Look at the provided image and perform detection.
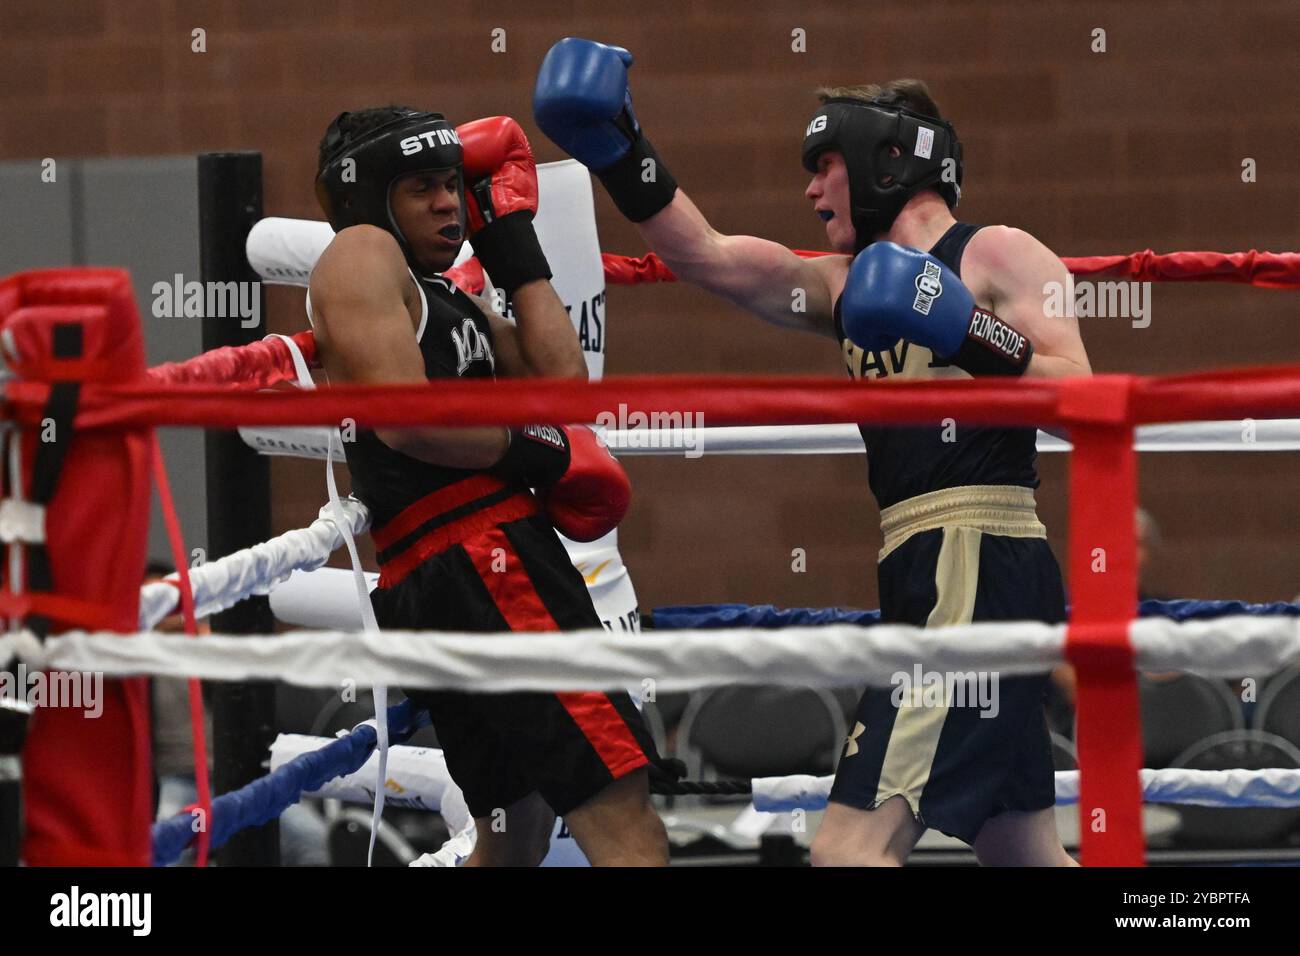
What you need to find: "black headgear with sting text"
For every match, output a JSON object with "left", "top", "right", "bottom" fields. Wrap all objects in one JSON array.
[{"left": 315, "top": 109, "right": 465, "bottom": 274}]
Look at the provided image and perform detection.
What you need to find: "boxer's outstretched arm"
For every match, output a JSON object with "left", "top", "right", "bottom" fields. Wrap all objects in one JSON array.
[
  {"left": 639, "top": 189, "right": 839, "bottom": 339},
  {"left": 533, "top": 38, "right": 835, "bottom": 336},
  {"left": 309, "top": 225, "right": 508, "bottom": 467}
]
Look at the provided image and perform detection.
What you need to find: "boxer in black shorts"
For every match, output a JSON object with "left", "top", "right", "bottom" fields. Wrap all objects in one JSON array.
[
  {"left": 310, "top": 106, "right": 667, "bottom": 865},
  {"left": 535, "top": 41, "right": 1089, "bottom": 865}
]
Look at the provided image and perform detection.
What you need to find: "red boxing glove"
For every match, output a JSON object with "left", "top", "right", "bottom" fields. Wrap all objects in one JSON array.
[
  {"left": 454, "top": 116, "right": 551, "bottom": 294},
  {"left": 456, "top": 115, "right": 541, "bottom": 234},
  {"left": 538, "top": 426, "right": 631, "bottom": 543}
]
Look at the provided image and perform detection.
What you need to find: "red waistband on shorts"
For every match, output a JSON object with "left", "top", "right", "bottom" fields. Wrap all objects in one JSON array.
[{"left": 373, "top": 475, "right": 539, "bottom": 588}]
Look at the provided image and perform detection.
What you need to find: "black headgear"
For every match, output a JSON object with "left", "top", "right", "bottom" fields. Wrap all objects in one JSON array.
[
  {"left": 315, "top": 109, "right": 465, "bottom": 275},
  {"left": 801, "top": 97, "right": 963, "bottom": 252}
]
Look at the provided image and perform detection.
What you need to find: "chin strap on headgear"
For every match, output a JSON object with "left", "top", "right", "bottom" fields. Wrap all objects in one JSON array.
[
  {"left": 802, "top": 97, "right": 963, "bottom": 252},
  {"left": 315, "top": 109, "right": 465, "bottom": 275}
]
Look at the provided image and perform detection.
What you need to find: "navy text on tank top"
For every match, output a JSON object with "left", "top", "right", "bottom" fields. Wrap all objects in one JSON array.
[
  {"left": 833, "top": 222, "right": 1039, "bottom": 509},
  {"left": 341, "top": 273, "right": 500, "bottom": 530}
]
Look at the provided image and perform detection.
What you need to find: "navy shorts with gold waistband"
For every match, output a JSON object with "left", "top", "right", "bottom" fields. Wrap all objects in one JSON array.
[
  {"left": 369, "top": 487, "right": 656, "bottom": 821},
  {"left": 829, "top": 486, "right": 1064, "bottom": 845}
]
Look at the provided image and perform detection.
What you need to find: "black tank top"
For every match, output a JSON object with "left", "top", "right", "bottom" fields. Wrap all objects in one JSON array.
[
  {"left": 833, "top": 222, "right": 1039, "bottom": 509},
  {"left": 339, "top": 273, "right": 500, "bottom": 529}
]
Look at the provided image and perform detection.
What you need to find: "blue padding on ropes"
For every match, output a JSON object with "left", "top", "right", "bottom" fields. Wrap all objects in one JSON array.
[
  {"left": 651, "top": 598, "right": 1300, "bottom": 630},
  {"left": 1138, "top": 598, "right": 1300, "bottom": 621},
  {"left": 151, "top": 698, "right": 427, "bottom": 866},
  {"left": 650, "top": 603, "right": 880, "bottom": 629}
]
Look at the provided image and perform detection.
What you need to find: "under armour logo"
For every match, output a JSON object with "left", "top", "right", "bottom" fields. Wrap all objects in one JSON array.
[{"left": 843, "top": 721, "right": 865, "bottom": 758}]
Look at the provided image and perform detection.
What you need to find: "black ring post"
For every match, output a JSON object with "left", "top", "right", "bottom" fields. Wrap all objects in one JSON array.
[
  {"left": 0, "top": 697, "right": 33, "bottom": 866},
  {"left": 198, "top": 152, "right": 279, "bottom": 865}
]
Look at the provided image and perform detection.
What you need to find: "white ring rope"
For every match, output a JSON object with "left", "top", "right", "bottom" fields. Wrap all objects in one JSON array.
[
  {"left": 138, "top": 497, "right": 370, "bottom": 630},
  {"left": 752, "top": 767, "right": 1300, "bottom": 812},
  {"left": 268, "top": 733, "right": 1300, "bottom": 812},
  {"left": 615, "top": 420, "right": 1300, "bottom": 454},
  {"left": 7, "top": 615, "right": 1300, "bottom": 692},
  {"left": 239, "top": 419, "right": 1300, "bottom": 460}
]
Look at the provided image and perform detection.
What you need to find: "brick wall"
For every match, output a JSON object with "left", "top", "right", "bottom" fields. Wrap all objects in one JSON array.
[{"left": 5, "top": 0, "right": 1299, "bottom": 607}]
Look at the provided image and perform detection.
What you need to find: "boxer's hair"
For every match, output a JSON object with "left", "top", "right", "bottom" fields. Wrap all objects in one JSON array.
[
  {"left": 814, "top": 79, "right": 944, "bottom": 120},
  {"left": 316, "top": 105, "right": 419, "bottom": 175}
]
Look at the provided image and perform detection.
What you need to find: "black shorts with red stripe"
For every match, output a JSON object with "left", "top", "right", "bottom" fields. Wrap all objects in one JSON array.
[{"left": 369, "top": 508, "right": 656, "bottom": 819}]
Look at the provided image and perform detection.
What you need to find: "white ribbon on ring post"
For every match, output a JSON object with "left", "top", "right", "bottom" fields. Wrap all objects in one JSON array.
[{"left": 8, "top": 615, "right": 1300, "bottom": 692}]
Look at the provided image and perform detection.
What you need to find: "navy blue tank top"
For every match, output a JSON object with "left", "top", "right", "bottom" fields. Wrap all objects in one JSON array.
[
  {"left": 339, "top": 273, "right": 500, "bottom": 529},
  {"left": 833, "top": 222, "right": 1039, "bottom": 508}
]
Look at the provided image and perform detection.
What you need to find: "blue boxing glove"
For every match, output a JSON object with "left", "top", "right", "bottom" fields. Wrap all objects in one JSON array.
[
  {"left": 840, "top": 242, "right": 1034, "bottom": 376},
  {"left": 533, "top": 37, "right": 678, "bottom": 222},
  {"left": 533, "top": 37, "right": 637, "bottom": 171}
]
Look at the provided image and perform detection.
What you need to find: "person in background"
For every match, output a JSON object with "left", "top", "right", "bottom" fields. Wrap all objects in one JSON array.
[
  {"left": 1046, "top": 507, "right": 1170, "bottom": 737},
  {"left": 148, "top": 565, "right": 329, "bottom": 865}
]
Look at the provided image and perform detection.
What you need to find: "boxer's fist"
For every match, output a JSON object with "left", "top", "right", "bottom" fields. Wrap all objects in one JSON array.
[
  {"left": 533, "top": 37, "right": 639, "bottom": 171},
  {"left": 491, "top": 425, "right": 631, "bottom": 542},
  {"left": 456, "top": 116, "right": 540, "bottom": 235},
  {"left": 452, "top": 117, "right": 551, "bottom": 293},
  {"left": 841, "top": 242, "right": 1033, "bottom": 376},
  {"left": 840, "top": 242, "right": 973, "bottom": 357},
  {"left": 537, "top": 426, "right": 630, "bottom": 543}
]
